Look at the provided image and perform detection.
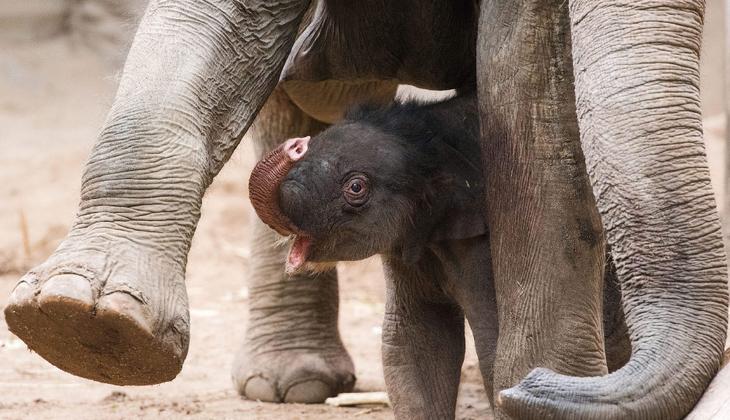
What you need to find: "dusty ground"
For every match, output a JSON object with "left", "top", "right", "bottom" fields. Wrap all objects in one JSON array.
[{"left": 0, "top": 35, "right": 494, "bottom": 419}]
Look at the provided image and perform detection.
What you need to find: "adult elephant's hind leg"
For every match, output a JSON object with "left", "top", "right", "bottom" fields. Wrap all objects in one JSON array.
[
  {"left": 477, "top": 0, "right": 607, "bottom": 416},
  {"left": 233, "top": 86, "right": 354, "bottom": 403}
]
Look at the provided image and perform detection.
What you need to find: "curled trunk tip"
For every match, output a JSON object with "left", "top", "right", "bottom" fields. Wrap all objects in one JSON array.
[{"left": 249, "top": 137, "right": 310, "bottom": 236}]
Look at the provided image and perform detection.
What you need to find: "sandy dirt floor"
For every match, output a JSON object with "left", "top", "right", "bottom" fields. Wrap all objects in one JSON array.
[{"left": 0, "top": 35, "right": 496, "bottom": 419}]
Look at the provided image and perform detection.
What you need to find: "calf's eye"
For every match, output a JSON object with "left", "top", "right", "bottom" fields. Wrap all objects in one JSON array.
[
  {"left": 350, "top": 181, "right": 362, "bottom": 193},
  {"left": 343, "top": 175, "right": 369, "bottom": 206}
]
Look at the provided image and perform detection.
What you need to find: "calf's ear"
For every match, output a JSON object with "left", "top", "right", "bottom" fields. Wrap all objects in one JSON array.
[
  {"left": 429, "top": 191, "right": 488, "bottom": 242},
  {"left": 400, "top": 179, "right": 488, "bottom": 265}
]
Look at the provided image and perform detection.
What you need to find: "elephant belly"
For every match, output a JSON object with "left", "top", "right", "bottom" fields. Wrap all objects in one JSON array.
[{"left": 281, "top": 0, "right": 478, "bottom": 91}]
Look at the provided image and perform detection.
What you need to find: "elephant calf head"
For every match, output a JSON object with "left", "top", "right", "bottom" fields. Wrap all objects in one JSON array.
[{"left": 249, "top": 93, "right": 486, "bottom": 273}]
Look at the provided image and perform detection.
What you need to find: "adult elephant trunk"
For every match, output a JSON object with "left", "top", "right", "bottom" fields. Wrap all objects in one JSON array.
[{"left": 500, "top": 1, "right": 729, "bottom": 418}]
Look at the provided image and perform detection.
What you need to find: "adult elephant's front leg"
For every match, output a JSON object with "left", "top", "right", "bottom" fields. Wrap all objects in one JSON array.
[
  {"left": 477, "top": 0, "right": 607, "bottom": 416},
  {"left": 232, "top": 86, "right": 355, "bottom": 403},
  {"left": 3, "top": 0, "right": 310, "bottom": 385},
  {"left": 499, "top": 2, "right": 729, "bottom": 419}
]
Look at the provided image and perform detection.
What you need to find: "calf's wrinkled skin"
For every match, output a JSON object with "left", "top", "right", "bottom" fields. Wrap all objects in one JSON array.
[
  {"left": 4, "top": 0, "right": 727, "bottom": 418},
  {"left": 250, "top": 94, "right": 632, "bottom": 419}
]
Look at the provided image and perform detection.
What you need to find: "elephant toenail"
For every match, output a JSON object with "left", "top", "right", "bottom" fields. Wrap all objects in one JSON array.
[
  {"left": 8, "top": 280, "right": 34, "bottom": 306},
  {"left": 96, "top": 292, "right": 151, "bottom": 333},
  {"left": 283, "top": 379, "right": 332, "bottom": 403},
  {"left": 244, "top": 376, "right": 279, "bottom": 402},
  {"left": 38, "top": 274, "right": 94, "bottom": 307}
]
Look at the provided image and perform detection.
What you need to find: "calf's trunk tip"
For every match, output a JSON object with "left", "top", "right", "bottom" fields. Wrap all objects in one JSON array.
[{"left": 249, "top": 136, "right": 310, "bottom": 236}]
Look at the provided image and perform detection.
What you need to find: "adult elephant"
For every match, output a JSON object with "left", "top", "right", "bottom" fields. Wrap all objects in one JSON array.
[{"left": 4, "top": 0, "right": 727, "bottom": 419}]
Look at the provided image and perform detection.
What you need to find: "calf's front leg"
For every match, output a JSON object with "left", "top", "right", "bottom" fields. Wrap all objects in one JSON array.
[{"left": 381, "top": 257, "right": 465, "bottom": 420}]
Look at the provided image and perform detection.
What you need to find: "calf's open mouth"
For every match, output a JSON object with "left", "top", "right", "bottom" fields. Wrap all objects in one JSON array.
[{"left": 286, "top": 235, "right": 312, "bottom": 274}]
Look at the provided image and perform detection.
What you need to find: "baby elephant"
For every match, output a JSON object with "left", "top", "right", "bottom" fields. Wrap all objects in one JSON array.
[{"left": 249, "top": 93, "right": 499, "bottom": 418}]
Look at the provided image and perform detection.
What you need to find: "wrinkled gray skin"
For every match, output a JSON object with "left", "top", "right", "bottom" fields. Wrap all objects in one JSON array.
[
  {"left": 262, "top": 94, "right": 631, "bottom": 418},
  {"left": 3, "top": 0, "right": 727, "bottom": 419}
]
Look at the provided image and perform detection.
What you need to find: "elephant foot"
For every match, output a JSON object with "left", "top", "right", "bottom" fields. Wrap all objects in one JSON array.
[
  {"left": 233, "top": 346, "right": 355, "bottom": 403},
  {"left": 4, "top": 235, "right": 189, "bottom": 385},
  {"left": 232, "top": 268, "right": 355, "bottom": 403}
]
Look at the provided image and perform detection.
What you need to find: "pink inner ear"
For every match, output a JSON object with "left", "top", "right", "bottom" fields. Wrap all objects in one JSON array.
[{"left": 283, "top": 136, "right": 310, "bottom": 161}]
